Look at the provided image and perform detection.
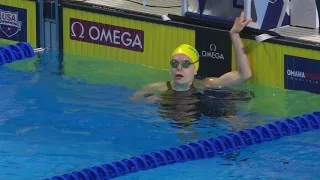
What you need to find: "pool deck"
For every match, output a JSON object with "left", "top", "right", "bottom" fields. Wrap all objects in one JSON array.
[
  {"left": 274, "top": 25, "right": 320, "bottom": 44},
  {"left": 82, "top": 0, "right": 183, "bottom": 16},
  {"left": 82, "top": 0, "right": 320, "bottom": 44}
]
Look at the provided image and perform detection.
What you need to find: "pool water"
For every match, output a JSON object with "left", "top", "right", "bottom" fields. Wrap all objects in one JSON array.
[{"left": 0, "top": 50, "right": 319, "bottom": 180}]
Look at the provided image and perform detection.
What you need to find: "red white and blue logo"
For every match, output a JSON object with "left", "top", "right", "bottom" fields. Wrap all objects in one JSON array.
[{"left": 0, "top": 5, "right": 27, "bottom": 42}]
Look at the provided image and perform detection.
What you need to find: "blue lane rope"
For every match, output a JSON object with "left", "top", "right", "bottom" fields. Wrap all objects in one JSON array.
[
  {"left": 0, "top": 42, "right": 44, "bottom": 66},
  {"left": 46, "top": 111, "right": 320, "bottom": 180}
]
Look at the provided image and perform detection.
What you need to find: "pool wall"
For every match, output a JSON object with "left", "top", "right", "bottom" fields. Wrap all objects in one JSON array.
[
  {"left": 236, "top": 38, "right": 320, "bottom": 94},
  {"left": 0, "top": 0, "right": 320, "bottom": 94}
]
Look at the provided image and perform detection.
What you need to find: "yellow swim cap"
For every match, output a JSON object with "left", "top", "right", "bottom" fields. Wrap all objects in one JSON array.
[{"left": 171, "top": 44, "right": 200, "bottom": 71}]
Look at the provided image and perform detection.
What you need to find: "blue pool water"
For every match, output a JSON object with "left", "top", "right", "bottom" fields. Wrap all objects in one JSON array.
[{"left": 0, "top": 51, "right": 319, "bottom": 180}]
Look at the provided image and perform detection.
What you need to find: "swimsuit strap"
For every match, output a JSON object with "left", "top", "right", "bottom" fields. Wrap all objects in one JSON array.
[
  {"left": 166, "top": 81, "right": 172, "bottom": 90},
  {"left": 190, "top": 83, "right": 197, "bottom": 93}
]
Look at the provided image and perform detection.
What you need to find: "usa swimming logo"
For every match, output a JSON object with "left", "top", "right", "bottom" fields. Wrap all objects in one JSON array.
[
  {"left": 0, "top": 9, "right": 22, "bottom": 37},
  {"left": 0, "top": 5, "right": 27, "bottom": 42}
]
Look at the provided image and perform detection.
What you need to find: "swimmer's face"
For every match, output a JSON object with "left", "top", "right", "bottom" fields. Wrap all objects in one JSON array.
[{"left": 170, "top": 54, "right": 197, "bottom": 85}]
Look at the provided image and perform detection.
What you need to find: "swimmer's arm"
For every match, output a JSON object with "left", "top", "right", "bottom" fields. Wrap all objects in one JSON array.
[
  {"left": 130, "top": 82, "right": 166, "bottom": 100},
  {"left": 199, "top": 33, "right": 252, "bottom": 88},
  {"left": 220, "top": 33, "right": 252, "bottom": 86},
  {"left": 230, "top": 32, "right": 252, "bottom": 80},
  {"left": 130, "top": 89, "right": 153, "bottom": 100}
]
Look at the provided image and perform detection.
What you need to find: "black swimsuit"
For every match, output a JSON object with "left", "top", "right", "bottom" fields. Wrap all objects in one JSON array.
[
  {"left": 157, "top": 81, "right": 203, "bottom": 127},
  {"left": 156, "top": 81, "right": 254, "bottom": 127}
]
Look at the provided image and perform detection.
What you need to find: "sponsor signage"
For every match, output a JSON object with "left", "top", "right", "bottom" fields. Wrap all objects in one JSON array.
[
  {"left": 284, "top": 55, "right": 320, "bottom": 94},
  {"left": 70, "top": 18, "right": 144, "bottom": 52},
  {"left": 195, "top": 28, "right": 232, "bottom": 78},
  {"left": 0, "top": 4, "right": 27, "bottom": 42}
]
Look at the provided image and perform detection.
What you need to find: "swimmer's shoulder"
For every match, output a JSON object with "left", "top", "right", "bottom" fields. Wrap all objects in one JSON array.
[
  {"left": 143, "top": 81, "right": 168, "bottom": 93},
  {"left": 193, "top": 78, "right": 224, "bottom": 91}
]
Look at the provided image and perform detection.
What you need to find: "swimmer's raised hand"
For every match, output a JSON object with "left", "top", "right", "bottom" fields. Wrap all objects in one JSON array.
[
  {"left": 230, "top": 11, "right": 252, "bottom": 34},
  {"left": 200, "top": 11, "right": 252, "bottom": 88}
]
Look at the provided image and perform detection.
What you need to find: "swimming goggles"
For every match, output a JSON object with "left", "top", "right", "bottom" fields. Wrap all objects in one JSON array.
[{"left": 170, "top": 60, "right": 198, "bottom": 68}]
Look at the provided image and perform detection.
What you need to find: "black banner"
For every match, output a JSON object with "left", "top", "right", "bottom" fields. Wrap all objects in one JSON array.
[{"left": 195, "top": 28, "right": 232, "bottom": 79}]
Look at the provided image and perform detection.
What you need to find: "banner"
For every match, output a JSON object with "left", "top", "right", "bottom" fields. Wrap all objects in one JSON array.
[
  {"left": 195, "top": 28, "right": 232, "bottom": 78},
  {"left": 70, "top": 18, "right": 144, "bottom": 52},
  {"left": 0, "top": 4, "right": 27, "bottom": 42},
  {"left": 284, "top": 55, "right": 320, "bottom": 94}
]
